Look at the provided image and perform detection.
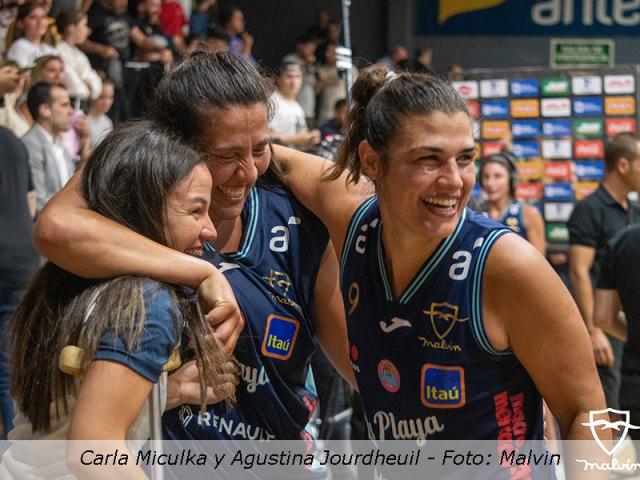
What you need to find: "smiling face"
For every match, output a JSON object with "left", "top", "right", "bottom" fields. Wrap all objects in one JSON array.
[
  {"left": 20, "top": 6, "right": 48, "bottom": 42},
  {"left": 363, "top": 111, "right": 476, "bottom": 242},
  {"left": 164, "top": 163, "right": 217, "bottom": 255},
  {"left": 197, "top": 102, "right": 271, "bottom": 224},
  {"left": 481, "top": 161, "right": 512, "bottom": 205}
]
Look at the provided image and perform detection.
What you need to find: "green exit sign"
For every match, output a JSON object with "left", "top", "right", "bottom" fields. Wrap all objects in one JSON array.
[{"left": 550, "top": 38, "right": 614, "bottom": 69}]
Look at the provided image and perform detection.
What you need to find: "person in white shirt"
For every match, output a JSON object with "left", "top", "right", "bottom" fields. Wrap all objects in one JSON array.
[
  {"left": 269, "top": 61, "right": 320, "bottom": 151},
  {"left": 88, "top": 79, "right": 114, "bottom": 149},
  {"left": 56, "top": 9, "right": 102, "bottom": 102},
  {"left": 6, "top": 3, "right": 58, "bottom": 68},
  {"left": 21, "top": 81, "right": 75, "bottom": 214}
]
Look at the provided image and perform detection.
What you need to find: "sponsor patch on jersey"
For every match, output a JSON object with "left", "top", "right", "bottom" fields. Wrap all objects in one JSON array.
[
  {"left": 605, "top": 96, "right": 636, "bottom": 115},
  {"left": 378, "top": 359, "right": 401, "bottom": 393},
  {"left": 421, "top": 364, "right": 466, "bottom": 409},
  {"left": 573, "top": 97, "right": 603, "bottom": 116},
  {"left": 481, "top": 100, "right": 509, "bottom": 119},
  {"left": 261, "top": 315, "right": 300, "bottom": 360},
  {"left": 510, "top": 99, "right": 539, "bottom": 118},
  {"left": 542, "top": 119, "right": 571, "bottom": 137},
  {"left": 511, "top": 79, "right": 539, "bottom": 97},
  {"left": 606, "top": 118, "right": 636, "bottom": 136}
]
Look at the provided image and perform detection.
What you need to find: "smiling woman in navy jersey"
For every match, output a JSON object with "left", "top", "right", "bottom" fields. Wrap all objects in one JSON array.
[
  {"left": 274, "top": 64, "right": 605, "bottom": 441},
  {"left": 33, "top": 52, "right": 354, "bottom": 442}
]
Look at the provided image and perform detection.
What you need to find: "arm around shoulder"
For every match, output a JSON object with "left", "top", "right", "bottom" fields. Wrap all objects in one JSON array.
[{"left": 483, "top": 234, "right": 605, "bottom": 439}]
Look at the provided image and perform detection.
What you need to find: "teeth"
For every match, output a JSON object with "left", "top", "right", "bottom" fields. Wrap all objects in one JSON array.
[
  {"left": 422, "top": 197, "right": 457, "bottom": 207},
  {"left": 185, "top": 249, "right": 203, "bottom": 257},
  {"left": 216, "top": 186, "right": 245, "bottom": 200}
]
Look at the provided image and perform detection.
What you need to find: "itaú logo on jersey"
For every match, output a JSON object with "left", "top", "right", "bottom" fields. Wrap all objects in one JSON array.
[
  {"left": 261, "top": 315, "right": 300, "bottom": 360},
  {"left": 421, "top": 364, "right": 466, "bottom": 409}
]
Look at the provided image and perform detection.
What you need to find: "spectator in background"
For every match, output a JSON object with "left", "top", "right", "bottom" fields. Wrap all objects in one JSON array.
[
  {"left": 7, "top": 2, "right": 59, "bottom": 68},
  {"left": 283, "top": 33, "right": 318, "bottom": 127},
  {"left": 87, "top": 78, "right": 113, "bottom": 148},
  {"left": 0, "top": 60, "right": 31, "bottom": 137},
  {"left": 376, "top": 45, "right": 408, "bottom": 73},
  {"left": 159, "top": 0, "right": 186, "bottom": 56},
  {"left": 315, "top": 18, "right": 341, "bottom": 64},
  {"left": 568, "top": 132, "right": 640, "bottom": 409},
  {"left": 316, "top": 40, "right": 354, "bottom": 125},
  {"left": 0, "top": 0, "right": 22, "bottom": 57},
  {"left": 446, "top": 63, "right": 464, "bottom": 81},
  {"left": 205, "top": 27, "right": 228, "bottom": 53},
  {"left": 595, "top": 224, "right": 640, "bottom": 452},
  {"left": 219, "top": 5, "right": 253, "bottom": 61},
  {"left": 56, "top": 9, "right": 102, "bottom": 104},
  {"left": 319, "top": 98, "right": 346, "bottom": 140},
  {"left": 399, "top": 46, "right": 437, "bottom": 76},
  {"left": 22, "top": 82, "right": 75, "bottom": 214},
  {"left": 305, "top": 8, "right": 330, "bottom": 43},
  {"left": 269, "top": 60, "right": 320, "bottom": 151},
  {"left": 189, "top": 0, "right": 216, "bottom": 37},
  {"left": 0, "top": 95, "right": 39, "bottom": 438}
]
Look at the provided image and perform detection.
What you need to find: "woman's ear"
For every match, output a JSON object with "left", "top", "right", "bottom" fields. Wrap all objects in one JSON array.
[{"left": 359, "top": 140, "right": 381, "bottom": 182}]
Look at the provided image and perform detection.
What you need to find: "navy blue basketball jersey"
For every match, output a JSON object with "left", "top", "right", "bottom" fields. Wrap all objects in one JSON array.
[
  {"left": 163, "top": 186, "right": 329, "bottom": 441},
  {"left": 341, "top": 198, "right": 544, "bottom": 441},
  {"left": 499, "top": 201, "right": 528, "bottom": 239}
]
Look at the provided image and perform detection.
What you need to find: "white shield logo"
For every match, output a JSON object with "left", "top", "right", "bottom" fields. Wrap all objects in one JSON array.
[{"left": 582, "top": 408, "right": 640, "bottom": 456}]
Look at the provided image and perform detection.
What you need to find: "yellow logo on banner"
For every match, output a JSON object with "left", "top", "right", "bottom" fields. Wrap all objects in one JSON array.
[
  {"left": 516, "top": 159, "right": 544, "bottom": 181},
  {"left": 511, "top": 99, "right": 540, "bottom": 118},
  {"left": 575, "top": 182, "right": 599, "bottom": 201},
  {"left": 439, "top": 0, "right": 508, "bottom": 24},
  {"left": 481, "top": 120, "right": 510, "bottom": 140},
  {"left": 605, "top": 96, "right": 636, "bottom": 115}
]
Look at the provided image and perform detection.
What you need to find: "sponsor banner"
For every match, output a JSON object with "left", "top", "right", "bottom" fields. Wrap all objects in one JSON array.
[
  {"left": 544, "top": 183, "right": 573, "bottom": 201},
  {"left": 546, "top": 223, "right": 569, "bottom": 243},
  {"left": 541, "top": 98, "right": 571, "bottom": 117},
  {"left": 512, "top": 141, "right": 540, "bottom": 158},
  {"left": 480, "top": 79, "right": 509, "bottom": 98},
  {"left": 512, "top": 120, "right": 541, "bottom": 139},
  {"left": 542, "top": 139, "right": 572, "bottom": 159},
  {"left": 574, "top": 161, "right": 605, "bottom": 180},
  {"left": 605, "top": 96, "right": 636, "bottom": 115},
  {"left": 472, "top": 121, "right": 480, "bottom": 140},
  {"left": 510, "top": 99, "right": 539, "bottom": 118},
  {"left": 575, "top": 181, "right": 600, "bottom": 201},
  {"left": 541, "top": 78, "right": 570, "bottom": 96},
  {"left": 510, "top": 79, "right": 539, "bottom": 97},
  {"left": 573, "top": 119, "right": 603, "bottom": 139},
  {"left": 604, "top": 74, "right": 635, "bottom": 94},
  {"left": 544, "top": 203, "right": 574, "bottom": 222},
  {"left": 482, "top": 141, "right": 508, "bottom": 157},
  {"left": 544, "top": 161, "right": 573, "bottom": 182},
  {"left": 515, "top": 182, "right": 543, "bottom": 202},
  {"left": 575, "top": 140, "right": 604, "bottom": 159},
  {"left": 572, "top": 97, "right": 603, "bottom": 116},
  {"left": 481, "top": 121, "right": 510, "bottom": 140},
  {"left": 452, "top": 81, "right": 478, "bottom": 99},
  {"left": 481, "top": 100, "right": 509, "bottom": 119},
  {"left": 516, "top": 159, "right": 543, "bottom": 181},
  {"left": 606, "top": 118, "right": 636, "bottom": 136},
  {"left": 542, "top": 119, "right": 571, "bottom": 137},
  {"left": 466, "top": 100, "right": 480, "bottom": 119},
  {"left": 571, "top": 76, "right": 602, "bottom": 95}
]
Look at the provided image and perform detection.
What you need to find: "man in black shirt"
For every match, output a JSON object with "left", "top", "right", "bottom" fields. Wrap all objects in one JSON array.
[
  {"left": 595, "top": 224, "right": 640, "bottom": 440},
  {"left": 0, "top": 125, "right": 40, "bottom": 437},
  {"left": 568, "top": 132, "right": 640, "bottom": 409}
]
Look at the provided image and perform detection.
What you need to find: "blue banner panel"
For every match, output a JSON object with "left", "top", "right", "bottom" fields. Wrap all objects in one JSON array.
[{"left": 416, "top": 1, "right": 640, "bottom": 36}]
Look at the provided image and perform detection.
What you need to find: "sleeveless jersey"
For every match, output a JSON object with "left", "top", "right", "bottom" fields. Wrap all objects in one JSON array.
[
  {"left": 341, "top": 198, "right": 544, "bottom": 441},
  {"left": 498, "top": 201, "right": 528, "bottom": 239},
  {"left": 163, "top": 185, "right": 329, "bottom": 441}
]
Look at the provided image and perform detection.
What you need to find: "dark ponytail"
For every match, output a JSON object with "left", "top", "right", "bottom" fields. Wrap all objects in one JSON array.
[{"left": 330, "top": 63, "right": 469, "bottom": 184}]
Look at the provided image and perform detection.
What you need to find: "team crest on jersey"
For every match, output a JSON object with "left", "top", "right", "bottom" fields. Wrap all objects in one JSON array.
[
  {"left": 505, "top": 216, "right": 521, "bottom": 232},
  {"left": 261, "top": 315, "right": 300, "bottom": 360},
  {"left": 377, "top": 359, "right": 401, "bottom": 393},
  {"left": 423, "top": 302, "right": 469, "bottom": 340},
  {"left": 421, "top": 364, "right": 466, "bottom": 409}
]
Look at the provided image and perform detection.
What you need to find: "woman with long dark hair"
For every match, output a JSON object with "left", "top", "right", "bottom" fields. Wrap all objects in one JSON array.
[{"left": 3, "top": 121, "right": 234, "bottom": 476}]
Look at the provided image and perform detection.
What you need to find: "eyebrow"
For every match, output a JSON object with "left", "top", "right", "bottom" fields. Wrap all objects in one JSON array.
[
  {"left": 408, "top": 146, "right": 476, "bottom": 154},
  {"left": 190, "top": 197, "right": 209, "bottom": 206},
  {"left": 209, "top": 138, "right": 270, "bottom": 153}
]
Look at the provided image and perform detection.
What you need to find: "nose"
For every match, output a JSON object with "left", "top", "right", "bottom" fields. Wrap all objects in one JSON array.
[
  {"left": 437, "top": 157, "right": 464, "bottom": 191},
  {"left": 200, "top": 214, "right": 217, "bottom": 243},
  {"left": 234, "top": 155, "right": 258, "bottom": 185}
]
